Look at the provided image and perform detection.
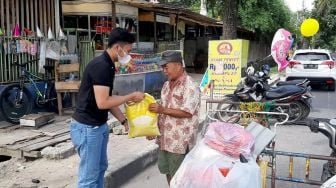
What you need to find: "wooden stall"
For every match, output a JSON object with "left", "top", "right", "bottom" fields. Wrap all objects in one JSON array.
[{"left": 0, "top": 0, "right": 60, "bottom": 84}]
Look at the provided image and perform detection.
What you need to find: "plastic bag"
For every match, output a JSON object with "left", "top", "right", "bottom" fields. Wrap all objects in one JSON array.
[
  {"left": 125, "top": 93, "right": 160, "bottom": 138},
  {"left": 171, "top": 139, "right": 261, "bottom": 188},
  {"left": 204, "top": 122, "right": 254, "bottom": 159},
  {"left": 46, "top": 41, "right": 61, "bottom": 60}
]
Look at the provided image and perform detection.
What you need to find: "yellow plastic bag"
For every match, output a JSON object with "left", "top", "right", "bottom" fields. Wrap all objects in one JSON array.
[{"left": 125, "top": 93, "right": 160, "bottom": 138}]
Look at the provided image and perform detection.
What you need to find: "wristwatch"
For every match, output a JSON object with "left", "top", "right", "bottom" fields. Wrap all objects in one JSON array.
[{"left": 121, "top": 118, "right": 128, "bottom": 125}]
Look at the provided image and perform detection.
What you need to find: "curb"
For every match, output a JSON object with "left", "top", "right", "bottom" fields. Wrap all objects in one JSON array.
[{"left": 104, "top": 144, "right": 159, "bottom": 187}]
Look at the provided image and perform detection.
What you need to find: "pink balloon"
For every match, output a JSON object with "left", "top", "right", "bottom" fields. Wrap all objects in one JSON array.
[{"left": 271, "top": 29, "right": 292, "bottom": 72}]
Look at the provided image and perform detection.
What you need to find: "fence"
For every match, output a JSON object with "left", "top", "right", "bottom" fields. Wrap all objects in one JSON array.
[{"left": 0, "top": 36, "right": 55, "bottom": 84}]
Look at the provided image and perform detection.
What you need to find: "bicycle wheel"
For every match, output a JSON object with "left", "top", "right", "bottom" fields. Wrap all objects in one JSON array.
[{"left": 0, "top": 84, "right": 33, "bottom": 124}]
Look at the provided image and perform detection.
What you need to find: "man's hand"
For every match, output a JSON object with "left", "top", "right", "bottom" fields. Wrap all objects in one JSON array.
[
  {"left": 123, "top": 122, "right": 129, "bottom": 133},
  {"left": 148, "top": 103, "right": 164, "bottom": 114},
  {"left": 130, "top": 92, "right": 145, "bottom": 103}
]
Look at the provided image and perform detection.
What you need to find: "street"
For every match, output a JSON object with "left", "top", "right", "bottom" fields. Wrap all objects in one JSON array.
[{"left": 120, "top": 87, "right": 336, "bottom": 188}]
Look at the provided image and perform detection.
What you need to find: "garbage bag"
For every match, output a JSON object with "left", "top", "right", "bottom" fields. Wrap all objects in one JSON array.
[
  {"left": 170, "top": 139, "right": 261, "bottom": 188},
  {"left": 125, "top": 93, "right": 160, "bottom": 138}
]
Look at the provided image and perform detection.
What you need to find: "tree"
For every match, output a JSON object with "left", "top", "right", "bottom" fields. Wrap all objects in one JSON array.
[
  {"left": 222, "top": 0, "right": 238, "bottom": 39},
  {"left": 204, "top": 0, "right": 293, "bottom": 41},
  {"left": 312, "top": 0, "right": 336, "bottom": 50},
  {"left": 238, "top": 0, "right": 292, "bottom": 41},
  {"left": 164, "top": 0, "right": 293, "bottom": 41}
]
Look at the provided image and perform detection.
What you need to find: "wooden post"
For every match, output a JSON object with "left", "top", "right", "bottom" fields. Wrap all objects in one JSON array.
[
  {"left": 0, "top": 0, "right": 4, "bottom": 28},
  {"left": 176, "top": 14, "right": 179, "bottom": 42},
  {"left": 154, "top": 12, "right": 157, "bottom": 53},
  {"left": 111, "top": 0, "right": 117, "bottom": 29}
]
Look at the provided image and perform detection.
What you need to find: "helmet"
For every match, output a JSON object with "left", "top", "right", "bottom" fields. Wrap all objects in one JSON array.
[
  {"left": 246, "top": 66, "right": 255, "bottom": 76},
  {"left": 261, "top": 64, "right": 270, "bottom": 75}
]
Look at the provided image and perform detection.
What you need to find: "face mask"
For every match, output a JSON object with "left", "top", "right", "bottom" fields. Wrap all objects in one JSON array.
[{"left": 118, "top": 47, "right": 132, "bottom": 65}]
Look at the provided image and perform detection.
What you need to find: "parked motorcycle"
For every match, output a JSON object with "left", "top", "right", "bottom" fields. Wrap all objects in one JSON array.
[{"left": 216, "top": 64, "right": 313, "bottom": 123}]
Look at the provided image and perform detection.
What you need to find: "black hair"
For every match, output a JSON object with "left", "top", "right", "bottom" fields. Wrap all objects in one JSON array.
[{"left": 107, "top": 27, "right": 135, "bottom": 48}]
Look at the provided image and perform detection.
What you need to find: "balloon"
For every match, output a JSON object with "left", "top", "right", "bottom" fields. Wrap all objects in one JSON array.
[
  {"left": 300, "top": 18, "right": 319, "bottom": 37},
  {"left": 271, "top": 28, "right": 292, "bottom": 72}
]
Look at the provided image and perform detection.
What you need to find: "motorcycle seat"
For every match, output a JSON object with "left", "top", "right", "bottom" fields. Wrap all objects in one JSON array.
[
  {"left": 265, "top": 85, "right": 305, "bottom": 100},
  {"left": 276, "top": 79, "right": 306, "bottom": 86}
]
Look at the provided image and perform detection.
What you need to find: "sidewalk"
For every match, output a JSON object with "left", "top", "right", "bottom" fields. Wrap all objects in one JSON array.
[{"left": 0, "top": 133, "right": 158, "bottom": 188}]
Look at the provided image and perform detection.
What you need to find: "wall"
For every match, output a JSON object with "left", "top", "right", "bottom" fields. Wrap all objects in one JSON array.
[
  {"left": 0, "top": 0, "right": 60, "bottom": 36},
  {"left": 0, "top": 0, "right": 60, "bottom": 84},
  {"left": 248, "top": 40, "right": 271, "bottom": 62}
]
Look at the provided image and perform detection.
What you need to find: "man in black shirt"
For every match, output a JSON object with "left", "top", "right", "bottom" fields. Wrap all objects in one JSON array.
[{"left": 70, "top": 28, "right": 144, "bottom": 188}]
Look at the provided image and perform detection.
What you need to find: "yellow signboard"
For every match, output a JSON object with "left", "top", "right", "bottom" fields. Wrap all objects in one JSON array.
[{"left": 207, "top": 39, "right": 249, "bottom": 96}]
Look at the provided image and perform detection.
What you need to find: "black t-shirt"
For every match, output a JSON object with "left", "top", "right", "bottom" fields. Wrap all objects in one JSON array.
[{"left": 72, "top": 51, "right": 115, "bottom": 126}]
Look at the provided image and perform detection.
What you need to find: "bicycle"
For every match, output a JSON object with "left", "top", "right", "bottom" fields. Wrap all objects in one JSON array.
[{"left": 0, "top": 59, "right": 57, "bottom": 124}]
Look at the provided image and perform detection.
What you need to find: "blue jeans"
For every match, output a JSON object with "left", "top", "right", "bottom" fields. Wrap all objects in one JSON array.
[{"left": 70, "top": 119, "right": 109, "bottom": 188}]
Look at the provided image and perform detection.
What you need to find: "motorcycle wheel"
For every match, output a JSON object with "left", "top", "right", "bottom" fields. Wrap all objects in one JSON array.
[
  {"left": 274, "top": 101, "right": 302, "bottom": 123},
  {"left": 299, "top": 101, "right": 310, "bottom": 120},
  {"left": 288, "top": 101, "right": 303, "bottom": 122},
  {"left": 215, "top": 100, "right": 240, "bottom": 123}
]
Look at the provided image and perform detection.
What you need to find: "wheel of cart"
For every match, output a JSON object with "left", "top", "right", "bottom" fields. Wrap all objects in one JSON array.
[{"left": 203, "top": 99, "right": 336, "bottom": 188}]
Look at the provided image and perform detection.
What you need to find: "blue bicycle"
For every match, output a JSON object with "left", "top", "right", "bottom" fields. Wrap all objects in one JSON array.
[{"left": 0, "top": 59, "right": 57, "bottom": 124}]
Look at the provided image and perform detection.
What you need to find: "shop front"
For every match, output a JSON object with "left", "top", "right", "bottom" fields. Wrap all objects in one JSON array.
[{"left": 61, "top": 0, "right": 166, "bottom": 96}]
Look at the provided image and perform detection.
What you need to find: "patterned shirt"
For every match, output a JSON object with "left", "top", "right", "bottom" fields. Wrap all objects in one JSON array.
[{"left": 158, "top": 72, "right": 200, "bottom": 154}]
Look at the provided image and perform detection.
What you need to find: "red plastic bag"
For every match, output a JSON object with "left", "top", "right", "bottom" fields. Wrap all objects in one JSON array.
[{"left": 204, "top": 122, "right": 254, "bottom": 158}]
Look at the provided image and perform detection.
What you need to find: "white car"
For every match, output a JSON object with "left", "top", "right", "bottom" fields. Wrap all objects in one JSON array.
[{"left": 286, "top": 49, "right": 336, "bottom": 91}]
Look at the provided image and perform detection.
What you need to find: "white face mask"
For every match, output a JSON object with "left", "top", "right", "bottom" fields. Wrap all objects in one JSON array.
[{"left": 118, "top": 48, "right": 132, "bottom": 65}]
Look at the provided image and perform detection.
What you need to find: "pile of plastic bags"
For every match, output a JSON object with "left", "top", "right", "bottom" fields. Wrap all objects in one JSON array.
[
  {"left": 204, "top": 122, "right": 255, "bottom": 159},
  {"left": 171, "top": 122, "right": 261, "bottom": 188}
]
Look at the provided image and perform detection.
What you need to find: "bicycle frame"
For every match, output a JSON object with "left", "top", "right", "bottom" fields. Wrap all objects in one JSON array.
[{"left": 18, "top": 66, "right": 50, "bottom": 101}]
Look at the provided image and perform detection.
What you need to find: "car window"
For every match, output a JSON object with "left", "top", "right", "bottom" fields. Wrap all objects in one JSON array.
[
  {"left": 331, "top": 53, "right": 336, "bottom": 61},
  {"left": 293, "top": 53, "right": 329, "bottom": 61}
]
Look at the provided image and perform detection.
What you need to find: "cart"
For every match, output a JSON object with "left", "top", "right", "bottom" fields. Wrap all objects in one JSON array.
[{"left": 203, "top": 98, "right": 336, "bottom": 188}]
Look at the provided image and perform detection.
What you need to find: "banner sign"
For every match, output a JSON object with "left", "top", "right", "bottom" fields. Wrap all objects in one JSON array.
[{"left": 201, "top": 39, "right": 249, "bottom": 97}]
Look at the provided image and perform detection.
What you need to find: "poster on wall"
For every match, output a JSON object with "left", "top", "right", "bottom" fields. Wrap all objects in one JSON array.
[{"left": 201, "top": 39, "right": 249, "bottom": 97}]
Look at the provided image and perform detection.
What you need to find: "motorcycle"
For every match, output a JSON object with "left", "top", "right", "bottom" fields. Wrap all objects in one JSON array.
[{"left": 216, "top": 64, "right": 313, "bottom": 123}]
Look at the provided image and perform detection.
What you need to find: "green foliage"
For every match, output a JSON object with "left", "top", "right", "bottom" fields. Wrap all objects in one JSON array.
[
  {"left": 165, "top": 0, "right": 294, "bottom": 41},
  {"left": 311, "top": 0, "right": 336, "bottom": 50},
  {"left": 238, "top": 0, "right": 293, "bottom": 40}
]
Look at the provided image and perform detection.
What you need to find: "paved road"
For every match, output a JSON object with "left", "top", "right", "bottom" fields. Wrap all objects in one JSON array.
[{"left": 121, "top": 87, "right": 336, "bottom": 188}]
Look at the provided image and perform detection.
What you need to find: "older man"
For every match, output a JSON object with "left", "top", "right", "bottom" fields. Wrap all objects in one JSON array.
[{"left": 148, "top": 50, "right": 201, "bottom": 185}]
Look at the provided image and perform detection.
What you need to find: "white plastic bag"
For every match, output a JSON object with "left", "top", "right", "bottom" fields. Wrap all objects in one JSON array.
[
  {"left": 46, "top": 41, "right": 61, "bottom": 60},
  {"left": 170, "top": 139, "right": 261, "bottom": 188}
]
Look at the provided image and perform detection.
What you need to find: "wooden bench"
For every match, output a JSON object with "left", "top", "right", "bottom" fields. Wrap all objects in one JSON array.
[{"left": 54, "top": 62, "right": 81, "bottom": 115}]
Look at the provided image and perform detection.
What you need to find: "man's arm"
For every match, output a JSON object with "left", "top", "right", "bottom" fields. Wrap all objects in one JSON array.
[
  {"left": 109, "top": 106, "right": 126, "bottom": 122},
  {"left": 110, "top": 106, "right": 128, "bottom": 132},
  {"left": 148, "top": 103, "right": 192, "bottom": 118},
  {"left": 94, "top": 85, "right": 144, "bottom": 110}
]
